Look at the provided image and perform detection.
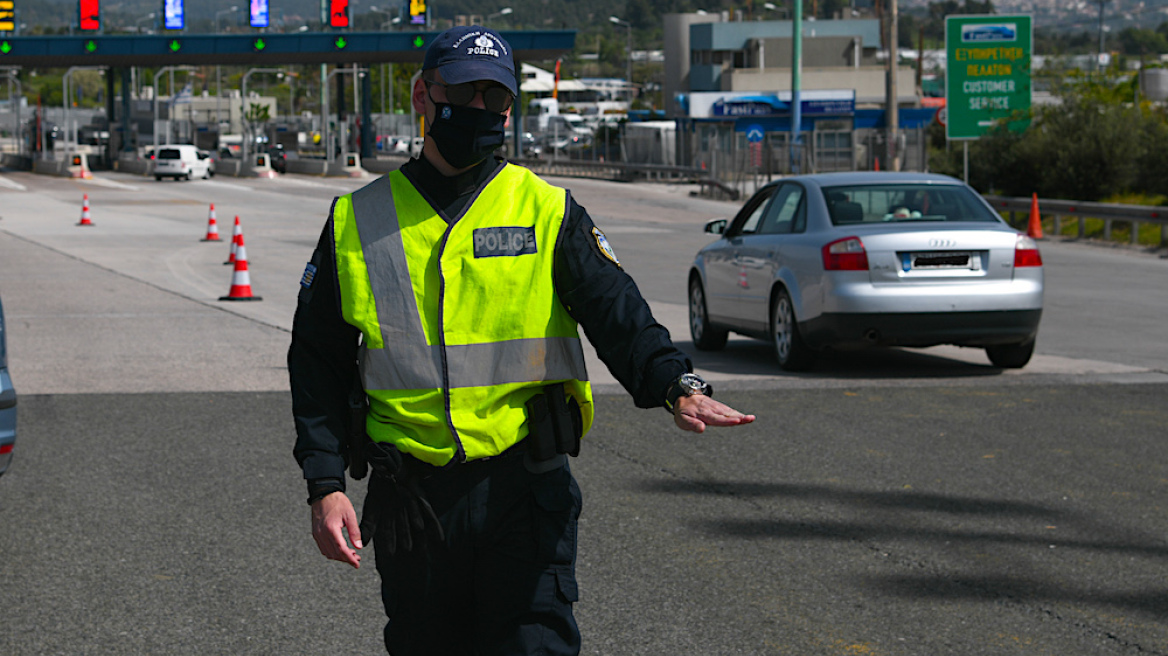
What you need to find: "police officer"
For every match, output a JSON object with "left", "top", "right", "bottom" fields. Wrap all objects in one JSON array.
[{"left": 290, "top": 25, "right": 755, "bottom": 656}]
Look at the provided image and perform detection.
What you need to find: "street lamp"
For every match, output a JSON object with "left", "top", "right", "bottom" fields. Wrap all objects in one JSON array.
[
  {"left": 368, "top": 5, "right": 394, "bottom": 30},
  {"left": 153, "top": 66, "right": 197, "bottom": 157},
  {"left": 487, "top": 7, "right": 513, "bottom": 26},
  {"left": 62, "top": 66, "right": 104, "bottom": 158},
  {"left": 215, "top": 5, "right": 239, "bottom": 32},
  {"left": 609, "top": 16, "right": 633, "bottom": 104},
  {"left": 278, "top": 71, "right": 300, "bottom": 122},
  {"left": 322, "top": 66, "right": 367, "bottom": 163},
  {"left": 241, "top": 67, "right": 284, "bottom": 161},
  {"left": 3, "top": 69, "right": 23, "bottom": 157},
  {"left": 136, "top": 12, "right": 156, "bottom": 34}
]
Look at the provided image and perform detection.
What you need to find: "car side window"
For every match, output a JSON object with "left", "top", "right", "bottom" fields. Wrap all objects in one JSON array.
[
  {"left": 727, "top": 187, "right": 776, "bottom": 237},
  {"left": 758, "top": 185, "right": 805, "bottom": 235}
]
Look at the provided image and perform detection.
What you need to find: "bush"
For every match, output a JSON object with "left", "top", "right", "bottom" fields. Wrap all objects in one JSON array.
[{"left": 931, "top": 93, "right": 1168, "bottom": 201}]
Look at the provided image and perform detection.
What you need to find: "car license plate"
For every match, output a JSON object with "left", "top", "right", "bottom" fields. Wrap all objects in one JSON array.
[{"left": 901, "top": 252, "right": 981, "bottom": 271}]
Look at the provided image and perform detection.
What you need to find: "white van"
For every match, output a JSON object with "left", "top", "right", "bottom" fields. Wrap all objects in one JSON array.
[{"left": 153, "top": 144, "right": 211, "bottom": 181}]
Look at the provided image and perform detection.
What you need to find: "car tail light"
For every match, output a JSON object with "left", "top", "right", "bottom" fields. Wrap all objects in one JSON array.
[
  {"left": 822, "top": 237, "right": 869, "bottom": 271},
  {"left": 1014, "top": 234, "right": 1043, "bottom": 267},
  {"left": 0, "top": 444, "right": 12, "bottom": 455}
]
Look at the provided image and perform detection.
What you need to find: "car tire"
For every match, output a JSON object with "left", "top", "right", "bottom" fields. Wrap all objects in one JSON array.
[
  {"left": 185, "top": 172, "right": 192, "bottom": 181},
  {"left": 155, "top": 175, "right": 162, "bottom": 181},
  {"left": 689, "top": 277, "right": 728, "bottom": 351},
  {"left": 771, "top": 287, "right": 814, "bottom": 372},
  {"left": 986, "top": 339, "right": 1035, "bottom": 368}
]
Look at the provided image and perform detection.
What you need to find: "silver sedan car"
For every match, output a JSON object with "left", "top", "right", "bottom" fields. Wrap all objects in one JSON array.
[{"left": 688, "top": 172, "right": 1043, "bottom": 371}]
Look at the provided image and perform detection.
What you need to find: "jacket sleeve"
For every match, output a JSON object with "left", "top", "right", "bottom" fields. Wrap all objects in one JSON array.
[
  {"left": 289, "top": 213, "right": 361, "bottom": 486},
  {"left": 553, "top": 195, "right": 691, "bottom": 408}
]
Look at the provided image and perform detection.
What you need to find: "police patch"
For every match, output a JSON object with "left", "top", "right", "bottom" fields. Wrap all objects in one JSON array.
[
  {"left": 473, "top": 226, "right": 537, "bottom": 258},
  {"left": 300, "top": 262, "right": 317, "bottom": 288},
  {"left": 592, "top": 227, "right": 621, "bottom": 268}
]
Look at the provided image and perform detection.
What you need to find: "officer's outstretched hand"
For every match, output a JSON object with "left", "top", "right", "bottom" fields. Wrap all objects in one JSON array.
[
  {"left": 311, "top": 492, "right": 363, "bottom": 569},
  {"left": 673, "top": 394, "right": 755, "bottom": 433}
]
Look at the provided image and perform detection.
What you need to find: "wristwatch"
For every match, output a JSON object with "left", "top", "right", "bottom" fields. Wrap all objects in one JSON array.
[{"left": 664, "top": 373, "right": 713, "bottom": 414}]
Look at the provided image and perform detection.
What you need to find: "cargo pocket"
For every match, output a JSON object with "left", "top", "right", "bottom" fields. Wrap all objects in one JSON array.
[{"left": 529, "top": 467, "right": 582, "bottom": 613}]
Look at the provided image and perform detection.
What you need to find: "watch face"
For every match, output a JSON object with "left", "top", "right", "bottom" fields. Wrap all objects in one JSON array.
[{"left": 680, "top": 373, "right": 708, "bottom": 395}]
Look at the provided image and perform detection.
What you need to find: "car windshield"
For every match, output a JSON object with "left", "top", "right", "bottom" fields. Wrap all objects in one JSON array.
[
  {"left": 158, "top": 149, "right": 181, "bottom": 160},
  {"left": 822, "top": 184, "right": 999, "bottom": 225}
]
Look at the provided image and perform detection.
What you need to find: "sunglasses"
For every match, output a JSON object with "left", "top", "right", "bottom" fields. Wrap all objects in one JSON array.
[{"left": 427, "top": 80, "right": 514, "bottom": 113}]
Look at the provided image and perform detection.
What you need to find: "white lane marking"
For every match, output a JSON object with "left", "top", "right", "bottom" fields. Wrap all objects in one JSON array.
[
  {"left": 80, "top": 176, "right": 140, "bottom": 191},
  {"left": 271, "top": 176, "right": 346, "bottom": 189},
  {"left": 0, "top": 175, "right": 27, "bottom": 191},
  {"left": 200, "top": 179, "right": 255, "bottom": 192}
]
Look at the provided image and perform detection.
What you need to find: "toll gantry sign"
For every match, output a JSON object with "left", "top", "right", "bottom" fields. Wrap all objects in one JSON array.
[{"left": 945, "top": 14, "right": 1032, "bottom": 140}]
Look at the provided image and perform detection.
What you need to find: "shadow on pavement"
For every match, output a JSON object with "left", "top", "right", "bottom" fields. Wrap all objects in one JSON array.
[{"left": 677, "top": 339, "right": 1007, "bottom": 380}]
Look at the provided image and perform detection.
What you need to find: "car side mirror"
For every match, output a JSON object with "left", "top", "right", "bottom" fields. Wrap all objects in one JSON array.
[{"left": 704, "top": 218, "right": 728, "bottom": 235}]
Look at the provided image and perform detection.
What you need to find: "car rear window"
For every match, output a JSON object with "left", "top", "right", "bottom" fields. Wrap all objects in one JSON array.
[
  {"left": 158, "top": 149, "right": 181, "bottom": 160},
  {"left": 822, "top": 184, "right": 999, "bottom": 225}
]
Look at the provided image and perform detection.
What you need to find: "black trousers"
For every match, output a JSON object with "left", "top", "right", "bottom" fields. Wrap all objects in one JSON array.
[{"left": 373, "top": 450, "right": 582, "bottom": 655}]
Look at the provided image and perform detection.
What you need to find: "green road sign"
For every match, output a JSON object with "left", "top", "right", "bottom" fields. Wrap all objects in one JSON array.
[
  {"left": 334, "top": 36, "right": 347, "bottom": 50},
  {"left": 169, "top": 39, "right": 182, "bottom": 53},
  {"left": 253, "top": 38, "right": 266, "bottom": 52},
  {"left": 945, "top": 14, "right": 1032, "bottom": 140},
  {"left": 0, "top": 41, "right": 11, "bottom": 55}
]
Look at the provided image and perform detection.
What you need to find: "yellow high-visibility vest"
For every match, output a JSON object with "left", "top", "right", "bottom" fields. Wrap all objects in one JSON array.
[{"left": 332, "top": 164, "right": 593, "bottom": 466}]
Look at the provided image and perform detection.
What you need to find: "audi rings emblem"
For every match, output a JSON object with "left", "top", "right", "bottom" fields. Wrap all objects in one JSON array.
[{"left": 928, "top": 239, "right": 956, "bottom": 248}]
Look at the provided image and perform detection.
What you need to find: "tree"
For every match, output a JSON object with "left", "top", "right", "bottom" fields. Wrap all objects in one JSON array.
[{"left": 244, "top": 102, "right": 271, "bottom": 154}]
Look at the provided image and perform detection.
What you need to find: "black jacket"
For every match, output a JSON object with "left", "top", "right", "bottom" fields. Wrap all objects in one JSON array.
[{"left": 290, "top": 155, "right": 691, "bottom": 490}]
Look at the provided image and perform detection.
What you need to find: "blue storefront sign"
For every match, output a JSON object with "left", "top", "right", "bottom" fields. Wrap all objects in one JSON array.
[{"left": 711, "top": 95, "right": 788, "bottom": 117}]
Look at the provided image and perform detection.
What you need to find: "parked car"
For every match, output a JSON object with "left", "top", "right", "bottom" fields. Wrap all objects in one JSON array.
[
  {"left": 261, "top": 144, "right": 287, "bottom": 174},
  {"left": 153, "top": 144, "right": 212, "bottom": 181},
  {"left": 197, "top": 149, "right": 216, "bottom": 177},
  {"left": 0, "top": 294, "right": 16, "bottom": 477},
  {"left": 688, "top": 172, "right": 1044, "bottom": 371}
]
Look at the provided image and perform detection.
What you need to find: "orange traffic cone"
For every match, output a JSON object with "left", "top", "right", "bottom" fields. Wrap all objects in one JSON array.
[
  {"left": 219, "top": 235, "right": 262, "bottom": 301},
  {"left": 77, "top": 194, "right": 94, "bottom": 226},
  {"left": 224, "top": 215, "right": 242, "bottom": 264},
  {"left": 1027, "top": 192, "right": 1044, "bottom": 239},
  {"left": 201, "top": 204, "right": 222, "bottom": 241}
]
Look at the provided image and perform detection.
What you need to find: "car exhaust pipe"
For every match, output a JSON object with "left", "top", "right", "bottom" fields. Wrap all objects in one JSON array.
[{"left": 864, "top": 329, "right": 880, "bottom": 343}]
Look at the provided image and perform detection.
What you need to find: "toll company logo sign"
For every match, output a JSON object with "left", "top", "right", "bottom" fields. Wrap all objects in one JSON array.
[
  {"left": 961, "top": 23, "right": 1017, "bottom": 42},
  {"left": 473, "top": 226, "right": 537, "bottom": 258}
]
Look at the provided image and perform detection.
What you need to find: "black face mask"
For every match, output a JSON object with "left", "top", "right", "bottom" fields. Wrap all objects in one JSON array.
[{"left": 428, "top": 102, "right": 507, "bottom": 169}]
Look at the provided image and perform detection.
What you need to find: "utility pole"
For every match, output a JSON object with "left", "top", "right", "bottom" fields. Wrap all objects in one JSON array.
[
  {"left": 790, "top": 0, "right": 803, "bottom": 174},
  {"left": 1097, "top": 0, "right": 1108, "bottom": 74},
  {"left": 886, "top": 0, "right": 899, "bottom": 171}
]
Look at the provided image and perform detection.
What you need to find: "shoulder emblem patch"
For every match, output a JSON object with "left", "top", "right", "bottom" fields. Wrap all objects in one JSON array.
[
  {"left": 592, "top": 227, "right": 621, "bottom": 268},
  {"left": 300, "top": 262, "right": 317, "bottom": 289}
]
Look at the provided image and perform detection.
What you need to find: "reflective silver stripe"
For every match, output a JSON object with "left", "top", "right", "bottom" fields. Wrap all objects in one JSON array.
[
  {"left": 350, "top": 176, "right": 443, "bottom": 390},
  {"left": 363, "top": 337, "right": 588, "bottom": 390}
]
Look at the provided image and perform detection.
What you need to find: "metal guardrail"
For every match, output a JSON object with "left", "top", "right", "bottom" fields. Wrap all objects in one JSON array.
[
  {"left": 508, "top": 156, "right": 741, "bottom": 200},
  {"left": 984, "top": 195, "right": 1168, "bottom": 246}
]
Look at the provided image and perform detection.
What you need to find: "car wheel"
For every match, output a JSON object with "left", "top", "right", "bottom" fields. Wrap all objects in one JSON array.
[
  {"left": 986, "top": 339, "right": 1035, "bottom": 368},
  {"left": 689, "top": 277, "right": 728, "bottom": 351},
  {"left": 771, "top": 287, "right": 814, "bottom": 371},
  {"left": 155, "top": 175, "right": 162, "bottom": 181},
  {"left": 185, "top": 172, "right": 192, "bottom": 181}
]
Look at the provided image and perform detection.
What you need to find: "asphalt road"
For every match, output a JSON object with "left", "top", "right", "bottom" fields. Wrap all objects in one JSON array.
[{"left": 1, "top": 166, "right": 1167, "bottom": 655}]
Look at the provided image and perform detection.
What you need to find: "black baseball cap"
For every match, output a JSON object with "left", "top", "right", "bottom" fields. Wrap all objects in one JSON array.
[{"left": 422, "top": 25, "right": 518, "bottom": 96}]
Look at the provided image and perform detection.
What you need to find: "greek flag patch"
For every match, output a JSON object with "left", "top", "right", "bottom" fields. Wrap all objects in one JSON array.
[
  {"left": 593, "top": 227, "right": 621, "bottom": 268},
  {"left": 300, "top": 262, "right": 317, "bottom": 288},
  {"left": 473, "top": 226, "right": 538, "bottom": 258}
]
